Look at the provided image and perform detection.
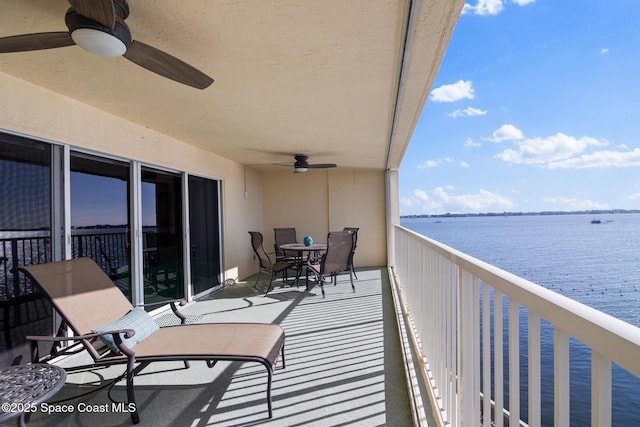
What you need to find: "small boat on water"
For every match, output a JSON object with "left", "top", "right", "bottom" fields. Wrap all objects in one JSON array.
[{"left": 591, "top": 219, "right": 602, "bottom": 224}]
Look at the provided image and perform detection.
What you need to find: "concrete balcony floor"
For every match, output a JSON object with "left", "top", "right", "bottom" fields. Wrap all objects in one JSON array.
[{"left": 25, "top": 268, "right": 414, "bottom": 426}]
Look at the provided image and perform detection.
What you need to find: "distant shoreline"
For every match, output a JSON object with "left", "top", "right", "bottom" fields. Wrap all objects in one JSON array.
[{"left": 401, "top": 209, "right": 640, "bottom": 219}]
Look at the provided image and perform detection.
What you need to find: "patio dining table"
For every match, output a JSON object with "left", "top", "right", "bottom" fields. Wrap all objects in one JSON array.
[{"left": 279, "top": 242, "right": 327, "bottom": 289}]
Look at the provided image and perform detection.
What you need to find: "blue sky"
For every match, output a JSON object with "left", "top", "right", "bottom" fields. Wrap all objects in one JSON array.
[
  {"left": 71, "top": 173, "right": 157, "bottom": 227},
  {"left": 399, "top": 0, "right": 640, "bottom": 215}
]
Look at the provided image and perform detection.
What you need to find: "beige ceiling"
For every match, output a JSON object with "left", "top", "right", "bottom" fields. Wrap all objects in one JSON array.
[{"left": 0, "top": 0, "right": 462, "bottom": 171}]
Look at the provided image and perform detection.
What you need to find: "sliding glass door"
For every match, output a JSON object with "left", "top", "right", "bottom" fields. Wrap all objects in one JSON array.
[
  {"left": 188, "top": 175, "right": 222, "bottom": 295},
  {"left": 0, "top": 134, "right": 55, "bottom": 359},
  {"left": 141, "top": 167, "right": 184, "bottom": 305}
]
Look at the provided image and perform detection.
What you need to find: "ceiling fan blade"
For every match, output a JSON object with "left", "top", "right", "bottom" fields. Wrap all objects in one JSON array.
[
  {"left": 68, "top": 0, "right": 115, "bottom": 29},
  {"left": 0, "top": 32, "right": 75, "bottom": 53},
  {"left": 308, "top": 164, "right": 337, "bottom": 168},
  {"left": 123, "top": 40, "right": 214, "bottom": 90}
]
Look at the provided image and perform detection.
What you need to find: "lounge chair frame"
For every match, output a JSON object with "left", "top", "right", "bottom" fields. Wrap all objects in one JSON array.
[{"left": 17, "top": 257, "right": 286, "bottom": 424}]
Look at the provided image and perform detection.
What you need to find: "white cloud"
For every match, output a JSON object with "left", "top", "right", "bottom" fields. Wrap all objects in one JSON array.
[
  {"left": 600, "top": 48, "right": 610, "bottom": 54},
  {"left": 462, "top": 0, "right": 534, "bottom": 15},
  {"left": 430, "top": 80, "right": 475, "bottom": 103},
  {"left": 543, "top": 197, "right": 609, "bottom": 211},
  {"left": 414, "top": 189, "right": 430, "bottom": 201},
  {"left": 401, "top": 187, "right": 516, "bottom": 214},
  {"left": 462, "top": 0, "right": 504, "bottom": 15},
  {"left": 493, "top": 132, "right": 608, "bottom": 165},
  {"left": 448, "top": 107, "right": 488, "bottom": 118},
  {"left": 465, "top": 137, "right": 481, "bottom": 147},
  {"left": 629, "top": 193, "right": 640, "bottom": 201},
  {"left": 417, "top": 158, "right": 455, "bottom": 169},
  {"left": 460, "top": 161, "right": 470, "bottom": 168},
  {"left": 546, "top": 147, "right": 640, "bottom": 169},
  {"left": 488, "top": 124, "right": 524, "bottom": 142},
  {"left": 418, "top": 160, "right": 440, "bottom": 169}
]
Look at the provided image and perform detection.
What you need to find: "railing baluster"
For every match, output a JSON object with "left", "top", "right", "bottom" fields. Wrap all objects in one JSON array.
[
  {"left": 436, "top": 253, "right": 446, "bottom": 422},
  {"left": 449, "top": 259, "right": 458, "bottom": 426},
  {"left": 459, "top": 269, "right": 475, "bottom": 426},
  {"left": 11, "top": 239, "right": 19, "bottom": 298},
  {"left": 509, "top": 298, "right": 520, "bottom": 427},
  {"left": 473, "top": 277, "right": 481, "bottom": 426},
  {"left": 592, "top": 352, "right": 612, "bottom": 427},
  {"left": 554, "top": 328, "right": 570, "bottom": 426},
  {"left": 528, "top": 312, "right": 541, "bottom": 427},
  {"left": 495, "top": 290, "right": 504, "bottom": 427},
  {"left": 482, "top": 282, "right": 491, "bottom": 426}
]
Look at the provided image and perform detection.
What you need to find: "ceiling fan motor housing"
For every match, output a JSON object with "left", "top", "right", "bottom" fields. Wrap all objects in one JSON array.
[
  {"left": 65, "top": 9, "right": 132, "bottom": 56},
  {"left": 293, "top": 155, "right": 309, "bottom": 172},
  {"left": 294, "top": 155, "right": 309, "bottom": 168}
]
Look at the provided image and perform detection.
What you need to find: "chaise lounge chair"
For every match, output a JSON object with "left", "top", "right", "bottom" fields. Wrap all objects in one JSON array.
[{"left": 16, "top": 257, "right": 285, "bottom": 424}]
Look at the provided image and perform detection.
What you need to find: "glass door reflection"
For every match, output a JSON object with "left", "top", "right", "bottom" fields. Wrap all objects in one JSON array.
[
  {"left": 141, "top": 167, "right": 184, "bottom": 305},
  {"left": 70, "top": 153, "right": 131, "bottom": 299}
]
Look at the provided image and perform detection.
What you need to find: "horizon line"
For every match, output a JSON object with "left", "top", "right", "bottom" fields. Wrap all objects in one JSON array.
[{"left": 401, "top": 208, "right": 640, "bottom": 218}]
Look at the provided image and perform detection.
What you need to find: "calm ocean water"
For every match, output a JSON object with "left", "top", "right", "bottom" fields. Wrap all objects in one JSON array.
[{"left": 401, "top": 213, "right": 640, "bottom": 426}]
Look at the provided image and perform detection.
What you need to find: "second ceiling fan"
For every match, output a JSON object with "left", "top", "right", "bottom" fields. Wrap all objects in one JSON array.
[
  {"left": 282, "top": 154, "right": 337, "bottom": 173},
  {"left": 0, "top": 0, "right": 213, "bottom": 89}
]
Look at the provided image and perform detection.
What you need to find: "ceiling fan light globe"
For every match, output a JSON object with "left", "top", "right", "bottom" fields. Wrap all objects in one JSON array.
[
  {"left": 71, "top": 28, "right": 126, "bottom": 56},
  {"left": 294, "top": 167, "right": 308, "bottom": 173},
  {"left": 65, "top": 9, "right": 131, "bottom": 57}
]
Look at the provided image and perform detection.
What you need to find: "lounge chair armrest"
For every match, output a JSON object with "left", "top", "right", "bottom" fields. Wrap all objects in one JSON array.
[
  {"left": 136, "top": 299, "right": 188, "bottom": 325},
  {"left": 27, "top": 329, "right": 137, "bottom": 358},
  {"left": 26, "top": 329, "right": 136, "bottom": 342}
]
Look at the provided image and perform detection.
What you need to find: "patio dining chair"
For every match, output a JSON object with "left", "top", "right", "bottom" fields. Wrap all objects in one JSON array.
[
  {"left": 307, "top": 231, "right": 355, "bottom": 298},
  {"left": 249, "top": 231, "right": 297, "bottom": 296},
  {"left": 16, "top": 258, "right": 286, "bottom": 424},
  {"left": 342, "top": 227, "right": 359, "bottom": 279},
  {"left": 273, "top": 227, "right": 299, "bottom": 259},
  {"left": 273, "top": 227, "right": 299, "bottom": 281}
]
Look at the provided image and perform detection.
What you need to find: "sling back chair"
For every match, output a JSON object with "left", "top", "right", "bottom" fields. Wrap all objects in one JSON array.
[
  {"left": 273, "top": 227, "right": 300, "bottom": 281},
  {"left": 342, "top": 227, "right": 359, "bottom": 279},
  {"left": 307, "top": 231, "right": 355, "bottom": 298},
  {"left": 249, "top": 231, "right": 296, "bottom": 296},
  {"left": 273, "top": 227, "right": 298, "bottom": 260},
  {"left": 17, "top": 257, "right": 286, "bottom": 424}
]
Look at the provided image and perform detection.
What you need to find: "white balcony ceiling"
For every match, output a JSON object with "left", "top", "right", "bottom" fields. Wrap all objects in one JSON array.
[{"left": 0, "top": 0, "right": 462, "bottom": 170}]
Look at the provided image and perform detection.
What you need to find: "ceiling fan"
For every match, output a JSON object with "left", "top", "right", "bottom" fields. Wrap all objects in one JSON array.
[
  {"left": 0, "top": 0, "right": 213, "bottom": 89},
  {"left": 286, "top": 154, "right": 337, "bottom": 173}
]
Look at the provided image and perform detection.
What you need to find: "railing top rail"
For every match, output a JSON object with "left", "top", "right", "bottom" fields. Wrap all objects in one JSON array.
[{"left": 395, "top": 224, "right": 640, "bottom": 377}]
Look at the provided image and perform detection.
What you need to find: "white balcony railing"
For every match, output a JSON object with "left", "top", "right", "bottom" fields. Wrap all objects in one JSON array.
[{"left": 392, "top": 225, "right": 640, "bottom": 427}]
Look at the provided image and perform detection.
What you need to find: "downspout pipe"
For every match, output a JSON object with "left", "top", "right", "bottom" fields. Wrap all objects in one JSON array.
[
  {"left": 385, "top": 0, "right": 417, "bottom": 172},
  {"left": 385, "top": 0, "right": 418, "bottom": 268}
]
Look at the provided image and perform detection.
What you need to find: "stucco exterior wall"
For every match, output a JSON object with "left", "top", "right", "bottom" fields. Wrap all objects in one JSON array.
[{"left": 260, "top": 169, "right": 387, "bottom": 270}]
